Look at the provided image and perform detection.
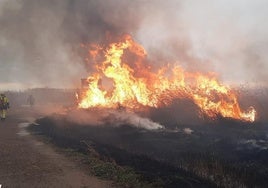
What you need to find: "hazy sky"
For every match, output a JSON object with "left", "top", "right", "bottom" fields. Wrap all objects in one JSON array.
[{"left": 0, "top": 0, "right": 267, "bottom": 90}]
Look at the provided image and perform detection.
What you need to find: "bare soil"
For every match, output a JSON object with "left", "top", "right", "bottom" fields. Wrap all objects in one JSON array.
[{"left": 0, "top": 106, "right": 113, "bottom": 188}]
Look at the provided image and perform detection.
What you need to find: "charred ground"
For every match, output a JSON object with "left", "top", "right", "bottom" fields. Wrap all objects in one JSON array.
[
  {"left": 29, "top": 114, "right": 268, "bottom": 187},
  {"left": 23, "top": 87, "right": 268, "bottom": 187}
]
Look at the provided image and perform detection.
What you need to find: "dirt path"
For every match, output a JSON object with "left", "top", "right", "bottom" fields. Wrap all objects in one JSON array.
[{"left": 0, "top": 106, "right": 113, "bottom": 188}]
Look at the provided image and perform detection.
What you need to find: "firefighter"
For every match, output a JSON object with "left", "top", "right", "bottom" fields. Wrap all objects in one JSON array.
[
  {"left": 0, "top": 93, "right": 10, "bottom": 121},
  {"left": 27, "top": 94, "right": 35, "bottom": 107}
]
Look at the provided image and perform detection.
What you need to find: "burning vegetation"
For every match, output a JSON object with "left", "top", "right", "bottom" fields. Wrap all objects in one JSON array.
[{"left": 78, "top": 35, "right": 256, "bottom": 122}]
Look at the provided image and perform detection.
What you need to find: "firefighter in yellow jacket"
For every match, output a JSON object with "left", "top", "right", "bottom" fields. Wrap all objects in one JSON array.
[{"left": 0, "top": 93, "right": 10, "bottom": 121}]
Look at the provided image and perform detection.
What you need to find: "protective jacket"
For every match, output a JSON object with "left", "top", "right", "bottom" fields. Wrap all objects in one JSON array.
[{"left": 0, "top": 95, "right": 9, "bottom": 110}]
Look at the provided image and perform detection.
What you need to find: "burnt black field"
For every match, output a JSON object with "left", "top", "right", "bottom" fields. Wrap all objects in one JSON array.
[
  {"left": 30, "top": 116, "right": 268, "bottom": 187},
  {"left": 27, "top": 87, "right": 268, "bottom": 187}
]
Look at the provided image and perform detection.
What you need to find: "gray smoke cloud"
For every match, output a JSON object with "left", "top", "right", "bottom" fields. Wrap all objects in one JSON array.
[
  {"left": 136, "top": 0, "right": 268, "bottom": 86},
  {"left": 0, "top": 0, "right": 267, "bottom": 90}
]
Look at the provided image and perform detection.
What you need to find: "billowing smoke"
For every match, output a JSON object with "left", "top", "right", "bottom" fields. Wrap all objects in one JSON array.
[
  {"left": 0, "top": 0, "right": 148, "bottom": 89},
  {"left": 66, "top": 109, "right": 163, "bottom": 130},
  {"left": 135, "top": 0, "right": 268, "bottom": 86},
  {"left": 183, "top": 128, "right": 194, "bottom": 135},
  {"left": 0, "top": 0, "right": 267, "bottom": 90}
]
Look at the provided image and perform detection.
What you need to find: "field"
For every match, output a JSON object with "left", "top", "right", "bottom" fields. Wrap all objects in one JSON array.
[{"left": 27, "top": 87, "right": 268, "bottom": 187}]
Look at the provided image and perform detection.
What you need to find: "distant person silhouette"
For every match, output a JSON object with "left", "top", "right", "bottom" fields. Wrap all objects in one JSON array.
[{"left": 27, "top": 94, "right": 35, "bottom": 107}]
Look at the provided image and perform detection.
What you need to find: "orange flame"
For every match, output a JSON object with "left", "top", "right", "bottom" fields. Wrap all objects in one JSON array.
[{"left": 78, "top": 35, "right": 256, "bottom": 122}]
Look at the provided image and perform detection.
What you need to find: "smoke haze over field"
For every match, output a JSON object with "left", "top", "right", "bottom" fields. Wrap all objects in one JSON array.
[
  {"left": 66, "top": 109, "right": 163, "bottom": 130},
  {"left": 0, "top": 0, "right": 268, "bottom": 90}
]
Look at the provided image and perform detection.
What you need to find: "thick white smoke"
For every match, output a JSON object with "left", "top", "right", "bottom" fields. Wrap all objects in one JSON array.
[
  {"left": 106, "top": 110, "right": 164, "bottom": 130},
  {"left": 66, "top": 109, "right": 163, "bottom": 130}
]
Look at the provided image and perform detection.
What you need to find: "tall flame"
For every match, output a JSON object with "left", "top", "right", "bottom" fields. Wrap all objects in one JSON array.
[{"left": 78, "top": 35, "right": 256, "bottom": 122}]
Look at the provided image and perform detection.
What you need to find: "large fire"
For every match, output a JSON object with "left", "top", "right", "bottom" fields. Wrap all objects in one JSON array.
[{"left": 78, "top": 35, "right": 256, "bottom": 122}]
